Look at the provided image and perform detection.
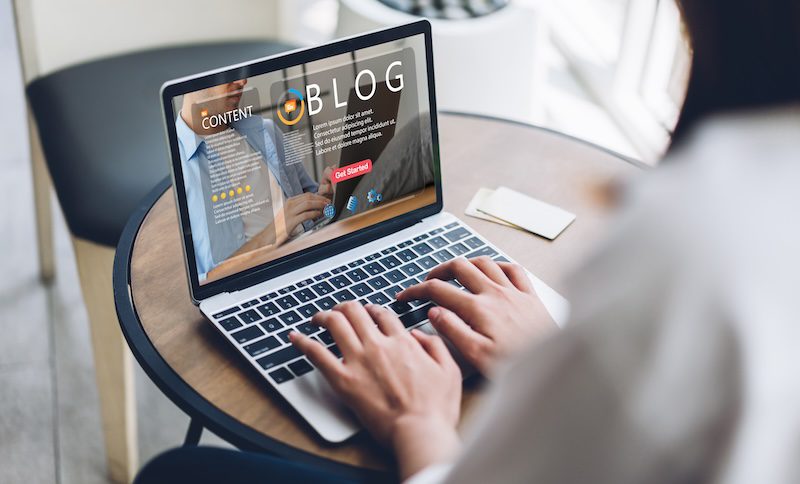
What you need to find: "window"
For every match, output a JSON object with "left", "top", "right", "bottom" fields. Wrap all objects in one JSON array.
[{"left": 546, "top": 0, "right": 690, "bottom": 162}]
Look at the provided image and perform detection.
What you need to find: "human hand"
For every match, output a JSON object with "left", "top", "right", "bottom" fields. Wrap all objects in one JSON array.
[
  {"left": 397, "top": 257, "right": 556, "bottom": 376},
  {"left": 317, "top": 166, "right": 334, "bottom": 198},
  {"left": 277, "top": 192, "right": 330, "bottom": 237},
  {"left": 291, "top": 302, "right": 462, "bottom": 479}
]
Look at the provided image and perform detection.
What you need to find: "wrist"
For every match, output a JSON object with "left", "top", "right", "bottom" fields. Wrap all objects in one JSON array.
[{"left": 391, "top": 414, "right": 460, "bottom": 481}]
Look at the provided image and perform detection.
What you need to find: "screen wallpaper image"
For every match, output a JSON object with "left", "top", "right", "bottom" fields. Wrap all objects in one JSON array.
[{"left": 172, "top": 35, "right": 436, "bottom": 284}]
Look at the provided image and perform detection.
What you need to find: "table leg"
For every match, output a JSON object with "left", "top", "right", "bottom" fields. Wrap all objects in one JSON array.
[{"left": 183, "top": 418, "right": 204, "bottom": 447}]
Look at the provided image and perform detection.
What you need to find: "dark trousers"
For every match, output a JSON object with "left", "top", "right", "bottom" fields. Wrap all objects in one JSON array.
[{"left": 135, "top": 446, "right": 392, "bottom": 484}]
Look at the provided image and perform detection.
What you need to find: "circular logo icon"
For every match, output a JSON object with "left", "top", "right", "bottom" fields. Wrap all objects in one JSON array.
[
  {"left": 323, "top": 203, "right": 336, "bottom": 219},
  {"left": 276, "top": 88, "right": 305, "bottom": 126}
]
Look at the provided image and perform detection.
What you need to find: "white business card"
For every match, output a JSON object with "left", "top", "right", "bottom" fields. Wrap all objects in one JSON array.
[
  {"left": 465, "top": 187, "right": 517, "bottom": 227},
  {"left": 479, "top": 186, "right": 575, "bottom": 240}
]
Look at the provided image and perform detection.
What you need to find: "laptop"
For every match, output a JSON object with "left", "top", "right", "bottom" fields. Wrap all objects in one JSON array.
[{"left": 160, "top": 20, "right": 569, "bottom": 443}]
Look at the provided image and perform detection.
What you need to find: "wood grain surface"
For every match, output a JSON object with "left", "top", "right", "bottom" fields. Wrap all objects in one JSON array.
[{"left": 129, "top": 113, "right": 640, "bottom": 471}]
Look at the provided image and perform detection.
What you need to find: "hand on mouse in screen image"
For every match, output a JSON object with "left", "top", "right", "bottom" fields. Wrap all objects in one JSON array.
[
  {"left": 274, "top": 192, "right": 330, "bottom": 241},
  {"left": 290, "top": 302, "right": 462, "bottom": 481},
  {"left": 397, "top": 257, "right": 558, "bottom": 377},
  {"left": 316, "top": 166, "right": 334, "bottom": 199}
]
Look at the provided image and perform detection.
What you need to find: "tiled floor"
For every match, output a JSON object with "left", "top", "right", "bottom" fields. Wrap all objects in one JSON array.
[{"left": 0, "top": 1, "right": 637, "bottom": 483}]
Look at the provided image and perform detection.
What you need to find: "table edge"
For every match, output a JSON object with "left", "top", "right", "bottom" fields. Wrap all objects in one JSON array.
[
  {"left": 439, "top": 110, "right": 650, "bottom": 170},
  {"left": 112, "top": 178, "right": 388, "bottom": 480}
]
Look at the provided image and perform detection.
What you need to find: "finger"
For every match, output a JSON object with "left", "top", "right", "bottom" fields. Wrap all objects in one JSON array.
[
  {"left": 334, "top": 301, "right": 381, "bottom": 343},
  {"left": 427, "top": 306, "right": 491, "bottom": 361},
  {"left": 294, "top": 198, "right": 329, "bottom": 213},
  {"left": 469, "top": 256, "right": 513, "bottom": 287},
  {"left": 312, "top": 310, "right": 362, "bottom": 355},
  {"left": 424, "top": 257, "right": 494, "bottom": 293},
  {"left": 365, "top": 304, "right": 404, "bottom": 336},
  {"left": 411, "top": 329, "right": 457, "bottom": 368},
  {"left": 496, "top": 262, "right": 534, "bottom": 293},
  {"left": 295, "top": 209, "right": 323, "bottom": 222},
  {"left": 397, "top": 279, "right": 474, "bottom": 314},
  {"left": 290, "top": 331, "right": 342, "bottom": 380}
]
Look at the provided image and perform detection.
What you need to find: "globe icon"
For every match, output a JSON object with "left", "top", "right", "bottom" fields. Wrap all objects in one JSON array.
[{"left": 323, "top": 204, "right": 335, "bottom": 219}]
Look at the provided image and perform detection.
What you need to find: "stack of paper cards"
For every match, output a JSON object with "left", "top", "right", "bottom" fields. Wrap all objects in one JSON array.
[{"left": 465, "top": 186, "right": 576, "bottom": 240}]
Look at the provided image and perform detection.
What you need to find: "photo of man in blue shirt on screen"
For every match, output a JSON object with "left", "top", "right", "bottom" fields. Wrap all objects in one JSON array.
[{"left": 176, "top": 79, "right": 332, "bottom": 282}]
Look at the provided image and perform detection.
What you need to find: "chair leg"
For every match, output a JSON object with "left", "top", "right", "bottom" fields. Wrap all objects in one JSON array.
[
  {"left": 72, "top": 237, "right": 139, "bottom": 483},
  {"left": 27, "top": 110, "right": 55, "bottom": 283}
]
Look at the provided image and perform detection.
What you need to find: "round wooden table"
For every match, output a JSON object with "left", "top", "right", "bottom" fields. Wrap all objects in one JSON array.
[{"left": 113, "top": 112, "right": 642, "bottom": 480}]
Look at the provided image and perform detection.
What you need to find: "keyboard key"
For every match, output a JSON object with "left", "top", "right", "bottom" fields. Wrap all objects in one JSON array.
[
  {"left": 418, "top": 256, "right": 437, "bottom": 270},
  {"left": 295, "top": 288, "right": 315, "bottom": 303},
  {"left": 267, "top": 292, "right": 279, "bottom": 299},
  {"left": 277, "top": 329, "right": 292, "bottom": 343},
  {"left": 256, "top": 345, "right": 302, "bottom": 370},
  {"left": 313, "top": 272, "right": 328, "bottom": 281},
  {"left": 347, "top": 260, "right": 362, "bottom": 268},
  {"left": 400, "top": 262, "right": 423, "bottom": 277},
  {"left": 333, "top": 289, "right": 357, "bottom": 303},
  {"left": 278, "top": 286, "right": 292, "bottom": 295},
  {"left": 396, "top": 249, "right": 417, "bottom": 262},
  {"left": 319, "top": 330, "right": 334, "bottom": 345},
  {"left": 413, "top": 234, "right": 428, "bottom": 242},
  {"left": 213, "top": 307, "right": 240, "bottom": 319},
  {"left": 257, "top": 302, "right": 280, "bottom": 318},
  {"left": 231, "top": 325, "right": 264, "bottom": 343},
  {"left": 346, "top": 268, "right": 368, "bottom": 282},
  {"left": 295, "top": 322, "right": 319, "bottom": 336},
  {"left": 260, "top": 318, "right": 284, "bottom": 333},
  {"left": 332, "top": 265, "right": 348, "bottom": 274},
  {"left": 400, "top": 279, "right": 417, "bottom": 289},
  {"left": 218, "top": 316, "right": 242, "bottom": 331},
  {"left": 311, "top": 281, "right": 335, "bottom": 296},
  {"left": 389, "top": 301, "right": 412, "bottom": 315},
  {"left": 317, "top": 297, "right": 336, "bottom": 310},
  {"left": 428, "top": 236, "right": 448, "bottom": 249},
  {"left": 241, "top": 299, "right": 259, "bottom": 308},
  {"left": 297, "top": 304, "right": 319, "bottom": 319},
  {"left": 238, "top": 309, "right": 261, "bottom": 325},
  {"left": 397, "top": 241, "right": 411, "bottom": 248},
  {"left": 367, "top": 292, "right": 391, "bottom": 305},
  {"left": 279, "top": 310, "right": 302, "bottom": 325},
  {"left": 269, "top": 367, "right": 294, "bottom": 384},
  {"left": 297, "top": 278, "right": 314, "bottom": 287},
  {"left": 381, "top": 248, "right": 392, "bottom": 255},
  {"left": 429, "top": 228, "right": 444, "bottom": 235},
  {"left": 328, "top": 344, "right": 342, "bottom": 358},
  {"left": 411, "top": 242, "right": 434, "bottom": 256},
  {"left": 449, "top": 243, "right": 469, "bottom": 256},
  {"left": 329, "top": 275, "right": 351, "bottom": 289},
  {"left": 244, "top": 336, "right": 281, "bottom": 357},
  {"left": 466, "top": 246, "right": 499, "bottom": 259},
  {"left": 367, "top": 275, "right": 389, "bottom": 291},
  {"left": 464, "top": 236, "right": 484, "bottom": 249},
  {"left": 400, "top": 304, "right": 435, "bottom": 328},
  {"left": 384, "top": 285, "right": 403, "bottom": 299},
  {"left": 275, "top": 295, "right": 299, "bottom": 310},
  {"left": 289, "top": 358, "right": 314, "bottom": 376},
  {"left": 384, "top": 269, "right": 405, "bottom": 283},
  {"left": 494, "top": 256, "right": 510, "bottom": 263},
  {"left": 351, "top": 283, "right": 372, "bottom": 297},
  {"left": 444, "top": 227, "right": 470, "bottom": 242},
  {"left": 363, "top": 262, "right": 385, "bottom": 275},
  {"left": 379, "top": 255, "right": 401, "bottom": 269},
  {"left": 445, "top": 222, "right": 459, "bottom": 229},
  {"left": 432, "top": 249, "right": 455, "bottom": 263}
]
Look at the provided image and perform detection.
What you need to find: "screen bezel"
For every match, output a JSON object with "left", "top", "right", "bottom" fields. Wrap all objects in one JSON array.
[{"left": 160, "top": 20, "right": 442, "bottom": 303}]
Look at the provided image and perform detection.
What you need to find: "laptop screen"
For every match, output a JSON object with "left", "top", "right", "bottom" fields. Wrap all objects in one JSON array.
[{"left": 164, "top": 26, "right": 439, "bottom": 293}]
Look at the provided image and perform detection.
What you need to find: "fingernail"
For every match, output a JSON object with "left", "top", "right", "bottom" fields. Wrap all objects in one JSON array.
[{"left": 428, "top": 307, "right": 440, "bottom": 320}]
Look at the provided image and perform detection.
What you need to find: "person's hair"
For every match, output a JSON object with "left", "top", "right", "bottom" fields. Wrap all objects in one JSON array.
[{"left": 671, "top": 0, "right": 800, "bottom": 148}]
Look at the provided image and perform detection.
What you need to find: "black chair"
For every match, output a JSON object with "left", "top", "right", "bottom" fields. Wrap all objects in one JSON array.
[{"left": 23, "top": 40, "right": 293, "bottom": 482}]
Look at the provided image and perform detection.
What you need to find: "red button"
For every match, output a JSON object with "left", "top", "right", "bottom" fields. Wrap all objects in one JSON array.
[{"left": 331, "top": 159, "right": 372, "bottom": 184}]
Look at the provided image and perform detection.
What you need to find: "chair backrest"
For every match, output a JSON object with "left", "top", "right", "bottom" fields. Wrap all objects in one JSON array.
[{"left": 12, "top": 0, "right": 280, "bottom": 82}]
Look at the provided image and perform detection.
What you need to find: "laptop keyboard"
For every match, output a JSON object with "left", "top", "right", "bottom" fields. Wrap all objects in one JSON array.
[{"left": 210, "top": 221, "right": 508, "bottom": 386}]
